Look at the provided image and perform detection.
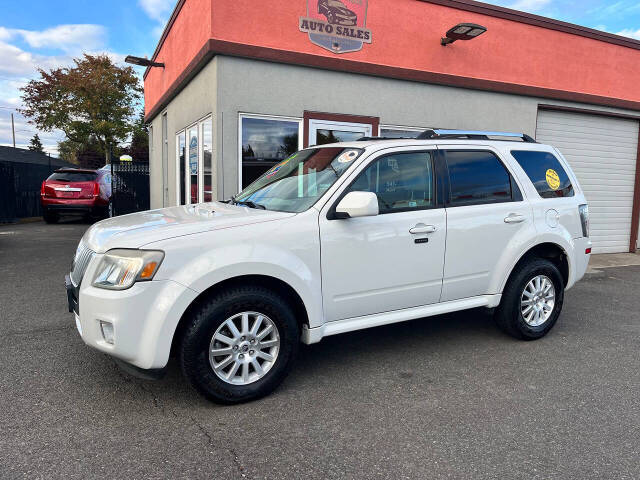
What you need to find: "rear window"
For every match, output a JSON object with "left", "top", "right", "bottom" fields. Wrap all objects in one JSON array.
[
  {"left": 445, "top": 150, "right": 519, "bottom": 207},
  {"left": 511, "top": 151, "right": 574, "bottom": 198},
  {"left": 47, "top": 172, "right": 97, "bottom": 182}
]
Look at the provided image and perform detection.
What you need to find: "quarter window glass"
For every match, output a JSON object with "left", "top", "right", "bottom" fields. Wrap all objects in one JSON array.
[
  {"left": 241, "top": 116, "right": 300, "bottom": 189},
  {"left": 446, "top": 151, "right": 513, "bottom": 206},
  {"left": 347, "top": 152, "right": 434, "bottom": 214},
  {"left": 511, "top": 150, "right": 574, "bottom": 198}
]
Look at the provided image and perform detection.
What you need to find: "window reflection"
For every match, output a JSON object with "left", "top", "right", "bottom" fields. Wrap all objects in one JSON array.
[
  {"left": 188, "top": 127, "right": 198, "bottom": 204},
  {"left": 380, "top": 128, "right": 423, "bottom": 139},
  {"left": 177, "top": 131, "right": 186, "bottom": 205},
  {"left": 241, "top": 117, "right": 300, "bottom": 188},
  {"left": 202, "top": 120, "right": 213, "bottom": 202},
  {"left": 316, "top": 129, "right": 364, "bottom": 144}
]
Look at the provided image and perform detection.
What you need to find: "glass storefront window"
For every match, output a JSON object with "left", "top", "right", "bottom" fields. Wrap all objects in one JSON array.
[
  {"left": 240, "top": 115, "right": 301, "bottom": 189},
  {"left": 177, "top": 131, "right": 186, "bottom": 205},
  {"left": 316, "top": 129, "right": 365, "bottom": 144},
  {"left": 202, "top": 120, "right": 213, "bottom": 202},
  {"left": 188, "top": 126, "right": 198, "bottom": 204}
]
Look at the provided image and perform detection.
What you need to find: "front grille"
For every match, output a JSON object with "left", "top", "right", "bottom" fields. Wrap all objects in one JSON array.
[{"left": 70, "top": 241, "right": 95, "bottom": 287}]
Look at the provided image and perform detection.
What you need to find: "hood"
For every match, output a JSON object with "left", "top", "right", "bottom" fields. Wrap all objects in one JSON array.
[{"left": 82, "top": 202, "right": 295, "bottom": 253}]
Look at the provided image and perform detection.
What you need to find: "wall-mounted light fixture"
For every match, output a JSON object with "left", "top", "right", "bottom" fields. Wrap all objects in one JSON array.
[
  {"left": 441, "top": 23, "right": 487, "bottom": 46},
  {"left": 124, "top": 55, "right": 165, "bottom": 68}
]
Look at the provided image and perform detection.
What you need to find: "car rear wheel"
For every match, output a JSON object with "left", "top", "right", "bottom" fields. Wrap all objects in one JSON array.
[
  {"left": 43, "top": 212, "right": 58, "bottom": 224},
  {"left": 180, "top": 285, "right": 299, "bottom": 404},
  {"left": 494, "top": 258, "right": 564, "bottom": 340}
]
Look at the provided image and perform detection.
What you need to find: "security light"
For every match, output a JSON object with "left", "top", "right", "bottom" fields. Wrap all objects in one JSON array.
[
  {"left": 441, "top": 23, "right": 487, "bottom": 46},
  {"left": 124, "top": 55, "right": 165, "bottom": 68}
]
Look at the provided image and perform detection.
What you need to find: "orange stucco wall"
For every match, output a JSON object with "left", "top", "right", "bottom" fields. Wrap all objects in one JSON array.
[
  {"left": 144, "top": 0, "right": 211, "bottom": 114},
  {"left": 145, "top": 0, "right": 640, "bottom": 117}
]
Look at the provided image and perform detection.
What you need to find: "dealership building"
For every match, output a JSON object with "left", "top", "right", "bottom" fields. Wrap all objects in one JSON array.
[{"left": 144, "top": 0, "right": 640, "bottom": 253}]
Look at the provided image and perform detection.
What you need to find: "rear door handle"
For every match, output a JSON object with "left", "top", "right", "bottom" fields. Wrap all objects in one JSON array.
[
  {"left": 504, "top": 214, "right": 526, "bottom": 224},
  {"left": 409, "top": 224, "right": 437, "bottom": 234}
]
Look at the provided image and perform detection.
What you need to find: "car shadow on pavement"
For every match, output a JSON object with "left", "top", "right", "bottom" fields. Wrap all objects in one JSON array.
[{"left": 104, "top": 307, "right": 505, "bottom": 407}]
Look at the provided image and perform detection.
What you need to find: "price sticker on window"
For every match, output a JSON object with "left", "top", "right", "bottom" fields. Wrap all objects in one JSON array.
[{"left": 546, "top": 169, "right": 560, "bottom": 190}]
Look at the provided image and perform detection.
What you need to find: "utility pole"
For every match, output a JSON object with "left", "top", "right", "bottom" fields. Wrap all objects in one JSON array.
[{"left": 11, "top": 113, "right": 16, "bottom": 148}]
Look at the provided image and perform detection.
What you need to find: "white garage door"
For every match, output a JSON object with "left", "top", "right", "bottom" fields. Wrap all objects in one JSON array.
[{"left": 536, "top": 109, "right": 639, "bottom": 253}]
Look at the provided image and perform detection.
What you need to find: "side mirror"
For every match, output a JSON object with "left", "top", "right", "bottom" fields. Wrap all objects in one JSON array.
[{"left": 334, "top": 191, "right": 379, "bottom": 219}]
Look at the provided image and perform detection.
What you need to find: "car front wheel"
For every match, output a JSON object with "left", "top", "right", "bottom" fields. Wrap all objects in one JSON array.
[
  {"left": 494, "top": 258, "right": 565, "bottom": 340},
  {"left": 180, "top": 285, "right": 299, "bottom": 404}
]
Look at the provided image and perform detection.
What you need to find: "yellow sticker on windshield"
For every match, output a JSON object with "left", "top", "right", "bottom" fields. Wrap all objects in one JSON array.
[{"left": 546, "top": 169, "right": 560, "bottom": 190}]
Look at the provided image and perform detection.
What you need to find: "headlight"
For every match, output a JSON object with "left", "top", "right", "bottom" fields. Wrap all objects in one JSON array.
[{"left": 92, "top": 249, "right": 164, "bottom": 290}]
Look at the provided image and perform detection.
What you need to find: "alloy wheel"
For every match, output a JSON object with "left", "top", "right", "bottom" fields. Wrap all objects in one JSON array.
[
  {"left": 209, "top": 311, "right": 280, "bottom": 385},
  {"left": 520, "top": 275, "right": 556, "bottom": 327}
]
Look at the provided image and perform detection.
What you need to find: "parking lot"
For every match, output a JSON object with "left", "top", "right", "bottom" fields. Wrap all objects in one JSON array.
[{"left": 1, "top": 220, "right": 639, "bottom": 479}]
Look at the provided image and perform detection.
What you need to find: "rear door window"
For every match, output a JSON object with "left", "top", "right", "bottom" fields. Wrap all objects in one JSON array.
[
  {"left": 444, "top": 150, "right": 519, "bottom": 207},
  {"left": 511, "top": 150, "right": 574, "bottom": 198},
  {"left": 47, "top": 172, "right": 97, "bottom": 182}
]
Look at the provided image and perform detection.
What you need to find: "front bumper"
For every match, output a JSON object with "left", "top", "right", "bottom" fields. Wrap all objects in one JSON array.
[{"left": 67, "top": 258, "right": 198, "bottom": 370}]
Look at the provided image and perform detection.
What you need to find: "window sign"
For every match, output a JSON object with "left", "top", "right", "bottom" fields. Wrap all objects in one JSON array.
[{"left": 189, "top": 134, "right": 198, "bottom": 175}]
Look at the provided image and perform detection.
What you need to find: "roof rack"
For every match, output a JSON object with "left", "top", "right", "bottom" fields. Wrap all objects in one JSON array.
[
  {"left": 357, "top": 136, "right": 415, "bottom": 141},
  {"left": 417, "top": 129, "right": 537, "bottom": 142}
]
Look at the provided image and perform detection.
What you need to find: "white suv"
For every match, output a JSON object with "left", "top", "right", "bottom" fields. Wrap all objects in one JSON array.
[{"left": 65, "top": 129, "right": 591, "bottom": 404}]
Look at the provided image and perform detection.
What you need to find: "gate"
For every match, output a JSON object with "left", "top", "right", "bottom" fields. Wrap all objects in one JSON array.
[{"left": 110, "top": 158, "right": 150, "bottom": 217}]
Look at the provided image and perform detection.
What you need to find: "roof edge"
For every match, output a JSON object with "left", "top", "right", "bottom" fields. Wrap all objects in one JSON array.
[{"left": 144, "top": 39, "right": 640, "bottom": 123}]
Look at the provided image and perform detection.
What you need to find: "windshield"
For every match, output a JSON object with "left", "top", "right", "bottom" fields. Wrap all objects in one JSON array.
[{"left": 234, "top": 147, "right": 363, "bottom": 212}]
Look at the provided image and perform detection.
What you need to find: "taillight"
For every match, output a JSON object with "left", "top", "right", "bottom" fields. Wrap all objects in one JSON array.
[
  {"left": 93, "top": 182, "right": 100, "bottom": 197},
  {"left": 41, "top": 181, "right": 46, "bottom": 197},
  {"left": 578, "top": 204, "right": 589, "bottom": 238}
]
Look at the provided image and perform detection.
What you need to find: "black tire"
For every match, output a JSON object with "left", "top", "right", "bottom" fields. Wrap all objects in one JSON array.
[
  {"left": 494, "top": 257, "right": 564, "bottom": 340},
  {"left": 43, "top": 212, "right": 58, "bottom": 224},
  {"left": 180, "top": 285, "right": 300, "bottom": 404}
]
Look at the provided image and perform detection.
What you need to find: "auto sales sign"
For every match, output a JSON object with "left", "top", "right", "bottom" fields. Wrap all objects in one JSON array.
[{"left": 299, "top": 0, "right": 372, "bottom": 54}]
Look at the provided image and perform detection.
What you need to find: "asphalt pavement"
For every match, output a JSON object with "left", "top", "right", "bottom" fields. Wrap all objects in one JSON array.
[{"left": 1, "top": 220, "right": 639, "bottom": 479}]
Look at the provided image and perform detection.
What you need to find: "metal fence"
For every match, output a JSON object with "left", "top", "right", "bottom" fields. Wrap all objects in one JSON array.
[
  {"left": 0, "top": 160, "right": 56, "bottom": 223},
  {"left": 110, "top": 158, "right": 150, "bottom": 217}
]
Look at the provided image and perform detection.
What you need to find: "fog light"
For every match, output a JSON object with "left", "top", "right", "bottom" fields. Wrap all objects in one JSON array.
[{"left": 100, "top": 321, "right": 115, "bottom": 344}]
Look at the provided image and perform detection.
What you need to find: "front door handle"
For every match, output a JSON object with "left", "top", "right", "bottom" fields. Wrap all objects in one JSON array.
[
  {"left": 409, "top": 223, "right": 437, "bottom": 234},
  {"left": 504, "top": 213, "right": 526, "bottom": 224}
]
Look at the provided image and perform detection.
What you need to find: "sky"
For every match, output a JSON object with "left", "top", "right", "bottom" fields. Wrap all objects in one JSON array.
[{"left": 0, "top": 0, "right": 639, "bottom": 156}]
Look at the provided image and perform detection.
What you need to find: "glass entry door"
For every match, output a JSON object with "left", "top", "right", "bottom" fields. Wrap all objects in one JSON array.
[
  {"left": 308, "top": 119, "right": 373, "bottom": 147},
  {"left": 177, "top": 116, "right": 213, "bottom": 205}
]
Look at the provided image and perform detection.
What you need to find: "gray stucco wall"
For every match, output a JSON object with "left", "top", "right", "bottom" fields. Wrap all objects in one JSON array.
[
  {"left": 149, "top": 55, "right": 639, "bottom": 209},
  {"left": 149, "top": 58, "right": 218, "bottom": 208}
]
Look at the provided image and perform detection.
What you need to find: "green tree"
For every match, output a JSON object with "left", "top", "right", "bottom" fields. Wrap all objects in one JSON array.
[
  {"left": 122, "top": 111, "right": 149, "bottom": 162},
  {"left": 20, "top": 54, "right": 143, "bottom": 165},
  {"left": 28, "top": 133, "right": 44, "bottom": 153}
]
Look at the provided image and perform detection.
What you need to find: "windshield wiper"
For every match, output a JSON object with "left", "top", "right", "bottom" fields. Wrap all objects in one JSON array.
[{"left": 235, "top": 200, "right": 266, "bottom": 210}]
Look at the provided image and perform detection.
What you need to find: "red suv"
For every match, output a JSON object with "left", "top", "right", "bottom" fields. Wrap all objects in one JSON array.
[{"left": 41, "top": 168, "right": 111, "bottom": 223}]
